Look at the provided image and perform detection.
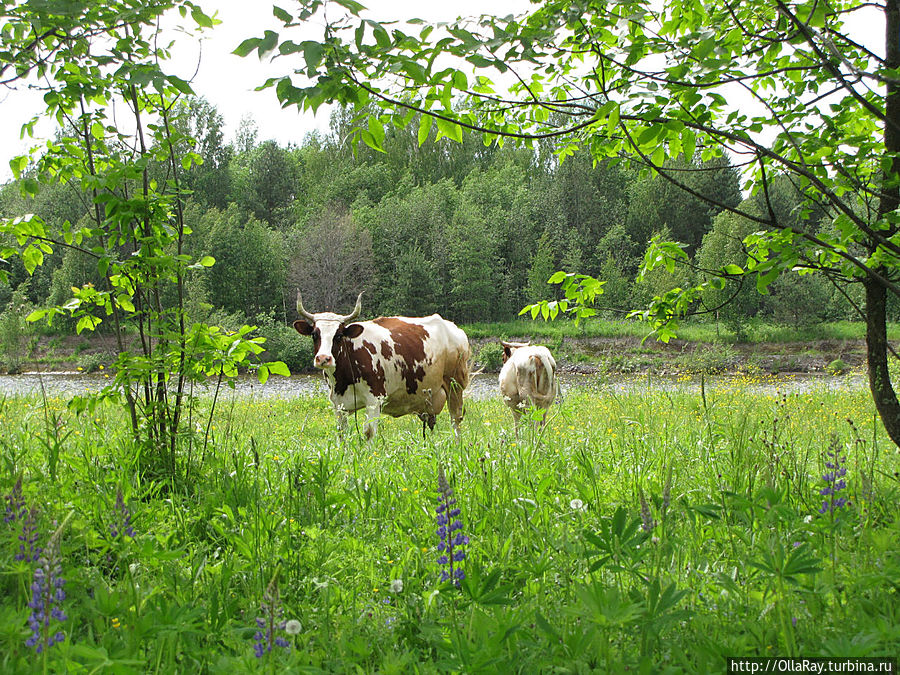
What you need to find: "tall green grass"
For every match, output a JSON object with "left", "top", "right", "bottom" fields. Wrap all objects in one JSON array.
[
  {"left": 462, "top": 318, "right": 900, "bottom": 344},
  {"left": 0, "top": 379, "right": 897, "bottom": 672}
]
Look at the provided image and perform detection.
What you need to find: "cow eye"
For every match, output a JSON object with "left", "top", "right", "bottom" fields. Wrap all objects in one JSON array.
[{"left": 312, "top": 327, "right": 320, "bottom": 338}]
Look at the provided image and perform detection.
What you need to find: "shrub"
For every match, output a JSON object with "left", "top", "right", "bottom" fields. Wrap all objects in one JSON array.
[
  {"left": 0, "top": 284, "right": 34, "bottom": 374},
  {"left": 76, "top": 352, "right": 114, "bottom": 373},
  {"left": 476, "top": 341, "right": 505, "bottom": 372},
  {"left": 826, "top": 359, "right": 849, "bottom": 375},
  {"left": 254, "top": 313, "right": 313, "bottom": 373},
  {"left": 680, "top": 342, "right": 738, "bottom": 374}
]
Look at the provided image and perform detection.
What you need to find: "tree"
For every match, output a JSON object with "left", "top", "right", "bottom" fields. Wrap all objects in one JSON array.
[
  {"left": 696, "top": 209, "right": 763, "bottom": 337},
  {"left": 244, "top": 0, "right": 900, "bottom": 446},
  {"left": 286, "top": 205, "right": 374, "bottom": 313},
  {"left": 242, "top": 140, "right": 299, "bottom": 227},
  {"left": 0, "top": 0, "right": 286, "bottom": 475},
  {"left": 527, "top": 231, "right": 557, "bottom": 303},
  {"left": 171, "top": 97, "right": 233, "bottom": 209},
  {"left": 196, "top": 205, "right": 286, "bottom": 319}
]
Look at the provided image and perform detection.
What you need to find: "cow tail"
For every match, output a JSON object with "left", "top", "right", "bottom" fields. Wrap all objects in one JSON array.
[{"left": 530, "top": 354, "right": 548, "bottom": 396}]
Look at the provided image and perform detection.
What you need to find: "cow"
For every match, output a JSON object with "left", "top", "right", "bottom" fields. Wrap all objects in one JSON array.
[
  {"left": 498, "top": 341, "right": 558, "bottom": 431},
  {"left": 292, "top": 291, "right": 471, "bottom": 439}
]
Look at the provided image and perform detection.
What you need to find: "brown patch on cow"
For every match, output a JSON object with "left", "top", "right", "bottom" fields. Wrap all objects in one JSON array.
[
  {"left": 373, "top": 317, "right": 429, "bottom": 395},
  {"left": 331, "top": 331, "right": 387, "bottom": 398},
  {"left": 380, "top": 342, "right": 393, "bottom": 359}
]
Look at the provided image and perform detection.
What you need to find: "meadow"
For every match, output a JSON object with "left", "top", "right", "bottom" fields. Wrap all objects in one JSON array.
[{"left": 0, "top": 375, "right": 898, "bottom": 673}]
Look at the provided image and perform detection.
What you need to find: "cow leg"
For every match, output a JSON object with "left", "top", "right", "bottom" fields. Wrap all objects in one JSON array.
[
  {"left": 511, "top": 408, "right": 522, "bottom": 438},
  {"left": 363, "top": 403, "right": 381, "bottom": 440},
  {"left": 444, "top": 381, "right": 464, "bottom": 436},
  {"left": 418, "top": 413, "right": 436, "bottom": 439},
  {"left": 335, "top": 408, "right": 349, "bottom": 440}
]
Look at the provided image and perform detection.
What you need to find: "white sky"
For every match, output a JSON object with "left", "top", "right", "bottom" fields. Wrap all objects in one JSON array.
[{"left": 0, "top": 0, "right": 527, "bottom": 182}]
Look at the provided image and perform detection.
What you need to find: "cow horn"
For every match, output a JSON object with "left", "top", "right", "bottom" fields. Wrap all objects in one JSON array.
[
  {"left": 339, "top": 292, "right": 363, "bottom": 323},
  {"left": 296, "top": 289, "right": 316, "bottom": 322}
]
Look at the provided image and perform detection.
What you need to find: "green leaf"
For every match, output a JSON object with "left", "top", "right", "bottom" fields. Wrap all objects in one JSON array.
[
  {"left": 9, "top": 155, "right": 28, "bottom": 178},
  {"left": 258, "top": 31, "right": 279, "bottom": 59},
  {"left": 434, "top": 116, "right": 463, "bottom": 143},
  {"left": 273, "top": 5, "right": 292, "bottom": 23},
  {"left": 76, "top": 315, "right": 101, "bottom": 334},
  {"left": 20, "top": 178, "right": 40, "bottom": 197},
  {"left": 191, "top": 6, "right": 215, "bottom": 28},
  {"left": 417, "top": 114, "right": 433, "bottom": 146},
  {"left": 267, "top": 361, "right": 291, "bottom": 377},
  {"left": 606, "top": 104, "right": 620, "bottom": 134},
  {"left": 368, "top": 116, "right": 385, "bottom": 149},
  {"left": 232, "top": 38, "right": 261, "bottom": 57},
  {"left": 333, "top": 0, "right": 365, "bottom": 13},
  {"left": 22, "top": 245, "right": 43, "bottom": 275}
]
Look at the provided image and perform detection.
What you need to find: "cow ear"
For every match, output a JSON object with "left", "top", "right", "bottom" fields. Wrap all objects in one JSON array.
[
  {"left": 343, "top": 323, "right": 364, "bottom": 339},
  {"left": 293, "top": 320, "right": 314, "bottom": 335},
  {"left": 502, "top": 345, "right": 512, "bottom": 362}
]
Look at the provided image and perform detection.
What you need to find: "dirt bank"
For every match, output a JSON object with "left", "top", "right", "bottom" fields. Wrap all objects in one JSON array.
[
  {"left": 470, "top": 335, "right": 868, "bottom": 375},
  {"left": 14, "top": 332, "right": 872, "bottom": 377}
]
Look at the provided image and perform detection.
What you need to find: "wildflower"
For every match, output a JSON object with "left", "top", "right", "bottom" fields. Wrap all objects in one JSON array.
[
  {"left": 818, "top": 439, "right": 849, "bottom": 514},
  {"left": 639, "top": 489, "right": 657, "bottom": 533},
  {"left": 284, "top": 619, "right": 301, "bottom": 636},
  {"left": 569, "top": 498, "right": 585, "bottom": 511},
  {"left": 436, "top": 465, "right": 467, "bottom": 586},
  {"left": 110, "top": 489, "right": 135, "bottom": 540},
  {"left": 389, "top": 579, "right": 403, "bottom": 594},
  {"left": 661, "top": 465, "right": 672, "bottom": 518},
  {"left": 25, "top": 513, "right": 72, "bottom": 653},
  {"left": 3, "top": 475, "right": 25, "bottom": 524},
  {"left": 253, "top": 569, "right": 290, "bottom": 658},
  {"left": 16, "top": 506, "right": 42, "bottom": 563}
]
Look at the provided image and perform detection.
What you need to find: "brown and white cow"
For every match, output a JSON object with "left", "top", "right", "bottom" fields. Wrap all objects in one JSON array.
[
  {"left": 292, "top": 291, "right": 471, "bottom": 439},
  {"left": 498, "top": 341, "right": 558, "bottom": 431}
]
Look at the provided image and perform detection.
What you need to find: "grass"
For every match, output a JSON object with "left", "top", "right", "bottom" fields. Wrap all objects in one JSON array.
[
  {"left": 461, "top": 318, "right": 900, "bottom": 344},
  {"left": 0, "top": 377, "right": 898, "bottom": 672}
]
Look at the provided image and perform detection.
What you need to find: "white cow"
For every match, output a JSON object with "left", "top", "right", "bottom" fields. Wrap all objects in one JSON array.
[{"left": 498, "top": 341, "right": 558, "bottom": 430}]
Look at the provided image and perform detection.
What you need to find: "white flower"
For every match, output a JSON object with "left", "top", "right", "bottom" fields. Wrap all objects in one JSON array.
[
  {"left": 803, "top": 515, "right": 814, "bottom": 524},
  {"left": 570, "top": 498, "right": 585, "bottom": 511},
  {"left": 284, "top": 619, "right": 302, "bottom": 635},
  {"left": 389, "top": 579, "right": 404, "bottom": 594}
]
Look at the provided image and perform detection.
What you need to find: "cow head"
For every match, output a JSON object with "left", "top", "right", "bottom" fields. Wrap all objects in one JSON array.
[
  {"left": 293, "top": 290, "right": 364, "bottom": 370},
  {"left": 500, "top": 340, "right": 531, "bottom": 363}
]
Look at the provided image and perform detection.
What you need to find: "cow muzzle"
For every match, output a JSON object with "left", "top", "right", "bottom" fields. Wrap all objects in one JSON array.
[{"left": 314, "top": 353, "right": 335, "bottom": 369}]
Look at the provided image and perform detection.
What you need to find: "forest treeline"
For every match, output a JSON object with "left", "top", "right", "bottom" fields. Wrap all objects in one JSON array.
[{"left": 0, "top": 98, "right": 875, "bottom": 359}]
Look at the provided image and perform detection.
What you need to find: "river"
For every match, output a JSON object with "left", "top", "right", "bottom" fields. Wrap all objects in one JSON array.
[{"left": 0, "top": 369, "right": 867, "bottom": 401}]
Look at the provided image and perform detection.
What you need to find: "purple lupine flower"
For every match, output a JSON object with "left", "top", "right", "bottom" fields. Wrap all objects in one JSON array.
[
  {"left": 253, "top": 571, "right": 291, "bottom": 658},
  {"left": 25, "top": 517, "right": 68, "bottom": 653},
  {"left": 16, "top": 506, "right": 42, "bottom": 563},
  {"left": 639, "top": 489, "right": 657, "bottom": 533},
  {"left": 818, "top": 440, "right": 850, "bottom": 515},
  {"left": 110, "top": 489, "right": 135, "bottom": 539},
  {"left": 436, "top": 465, "right": 467, "bottom": 586},
  {"left": 4, "top": 475, "right": 26, "bottom": 524}
]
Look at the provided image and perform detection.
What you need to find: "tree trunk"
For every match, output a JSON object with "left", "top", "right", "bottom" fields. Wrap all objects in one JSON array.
[
  {"left": 865, "top": 278, "right": 900, "bottom": 446},
  {"left": 869, "top": 0, "right": 900, "bottom": 447}
]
